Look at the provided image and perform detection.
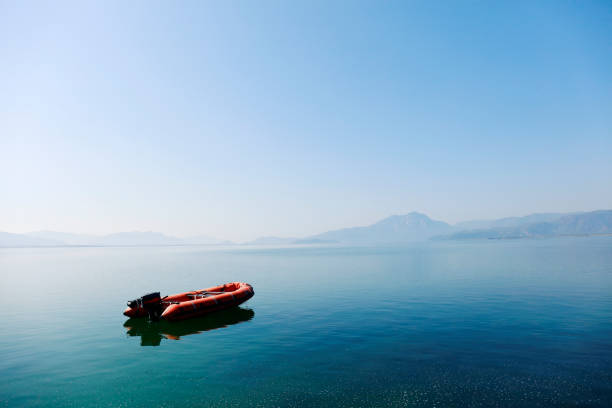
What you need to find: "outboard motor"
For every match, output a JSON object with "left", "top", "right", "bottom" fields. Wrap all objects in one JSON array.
[{"left": 126, "top": 292, "right": 162, "bottom": 320}]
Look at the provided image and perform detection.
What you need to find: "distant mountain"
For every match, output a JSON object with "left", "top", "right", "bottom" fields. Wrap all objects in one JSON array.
[
  {"left": 244, "top": 236, "right": 297, "bottom": 245},
  {"left": 0, "top": 232, "right": 62, "bottom": 247},
  {"left": 244, "top": 236, "right": 337, "bottom": 245},
  {"left": 291, "top": 238, "right": 337, "bottom": 245},
  {"left": 308, "top": 212, "right": 454, "bottom": 244},
  {"left": 433, "top": 228, "right": 528, "bottom": 240},
  {"left": 0, "top": 231, "right": 230, "bottom": 247},
  {"left": 183, "top": 235, "right": 233, "bottom": 245},
  {"left": 95, "top": 232, "right": 183, "bottom": 246},
  {"left": 26, "top": 231, "right": 99, "bottom": 245},
  {"left": 3, "top": 210, "right": 611, "bottom": 248},
  {"left": 552, "top": 210, "right": 612, "bottom": 235},
  {"left": 454, "top": 213, "right": 566, "bottom": 230},
  {"left": 437, "top": 210, "right": 612, "bottom": 240}
]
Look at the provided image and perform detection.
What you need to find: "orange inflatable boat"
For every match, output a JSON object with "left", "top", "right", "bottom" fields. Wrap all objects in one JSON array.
[{"left": 123, "top": 282, "right": 254, "bottom": 321}]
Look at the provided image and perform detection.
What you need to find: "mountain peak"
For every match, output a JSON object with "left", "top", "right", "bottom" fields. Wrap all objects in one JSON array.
[
  {"left": 375, "top": 212, "right": 438, "bottom": 226},
  {"left": 311, "top": 212, "right": 453, "bottom": 244}
]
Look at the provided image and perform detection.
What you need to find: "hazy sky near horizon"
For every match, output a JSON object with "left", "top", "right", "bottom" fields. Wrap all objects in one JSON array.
[{"left": 1, "top": 1, "right": 611, "bottom": 241}]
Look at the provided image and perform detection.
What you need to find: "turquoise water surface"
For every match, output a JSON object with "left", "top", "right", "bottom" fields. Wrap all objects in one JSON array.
[{"left": 1, "top": 237, "right": 611, "bottom": 407}]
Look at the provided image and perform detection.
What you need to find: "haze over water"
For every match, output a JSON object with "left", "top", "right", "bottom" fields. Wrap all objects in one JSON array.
[{"left": 1, "top": 237, "right": 611, "bottom": 407}]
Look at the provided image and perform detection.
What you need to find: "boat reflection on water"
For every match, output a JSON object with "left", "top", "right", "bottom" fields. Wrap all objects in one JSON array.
[{"left": 124, "top": 307, "right": 255, "bottom": 346}]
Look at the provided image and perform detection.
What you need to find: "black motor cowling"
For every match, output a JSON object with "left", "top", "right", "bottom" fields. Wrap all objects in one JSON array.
[{"left": 127, "top": 292, "right": 162, "bottom": 320}]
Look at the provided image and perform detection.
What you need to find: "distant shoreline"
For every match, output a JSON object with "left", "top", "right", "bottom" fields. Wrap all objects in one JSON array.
[
  {"left": 2, "top": 232, "right": 612, "bottom": 249},
  {"left": 2, "top": 209, "right": 611, "bottom": 248}
]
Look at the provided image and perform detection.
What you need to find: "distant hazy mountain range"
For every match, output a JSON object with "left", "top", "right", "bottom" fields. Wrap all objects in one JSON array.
[
  {"left": 0, "top": 231, "right": 232, "bottom": 248},
  {"left": 240, "top": 212, "right": 454, "bottom": 245},
  {"left": 1, "top": 210, "right": 611, "bottom": 247},
  {"left": 243, "top": 210, "right": 612, "bottom": 245},
  {"left": 453, "top": 213, "right": 567, "bottom": 230},
  {"left": 308, "top": 212, "right": 453, "bottom": 244},
  {"left": 243, "top": 236, "right": 336, "bottom": 246},
  {"left": 435, "top": 210, "right": 612, "bottom": 240}
]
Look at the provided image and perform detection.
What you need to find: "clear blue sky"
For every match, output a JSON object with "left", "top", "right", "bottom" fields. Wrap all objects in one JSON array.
[{"left": 1, "top": 1, "right": 611, "bottom": 241}]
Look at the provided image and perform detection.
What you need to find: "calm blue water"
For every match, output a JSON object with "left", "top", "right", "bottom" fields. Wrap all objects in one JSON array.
[{"left": 1, "top": 237, "right": 611, "bottom": 407}]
